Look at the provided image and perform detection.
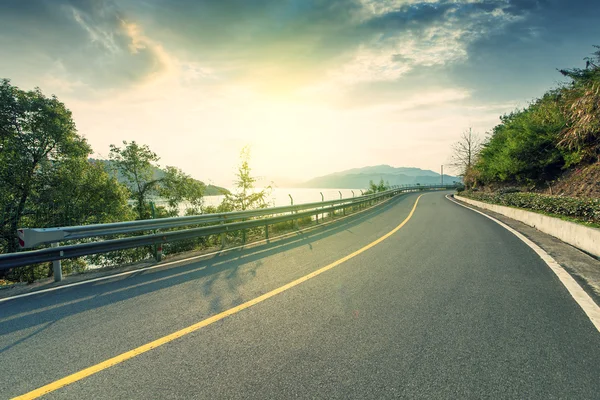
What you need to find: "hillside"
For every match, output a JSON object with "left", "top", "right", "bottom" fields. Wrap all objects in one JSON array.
[
  {"left": 89, "top": 159, "right": 228, "bottom": 196},
  {"left": 464, "top": 46, "right": 599, "bottom": 198},
  {"left": 299, "top": 165, "right": 460, "bottom": 189}
]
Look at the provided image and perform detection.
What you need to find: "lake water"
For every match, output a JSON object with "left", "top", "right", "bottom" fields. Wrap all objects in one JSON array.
[
  {"left": 204, "top": 188, "right": 364, "bottom": 208},
  {"left": 149, "top": 188, "right": 365, "bottom": 215}
]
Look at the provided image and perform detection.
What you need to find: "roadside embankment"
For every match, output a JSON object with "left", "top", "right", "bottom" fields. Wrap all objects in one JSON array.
[{"left": 455, "top": 194, "right": 600, "bottom": 259}]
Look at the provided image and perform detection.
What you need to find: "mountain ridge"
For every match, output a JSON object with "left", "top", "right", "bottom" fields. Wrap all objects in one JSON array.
[
  {"left": 89, "top": 159, "right": 228, "bottom": 196},
  {"left": 299, "top": 164, "right": 460, "bottom": 189}
]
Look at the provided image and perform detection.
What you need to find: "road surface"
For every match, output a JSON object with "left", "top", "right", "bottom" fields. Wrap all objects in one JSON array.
[{"left": 1, "top": 191, "right": 599, "bottom": 399}]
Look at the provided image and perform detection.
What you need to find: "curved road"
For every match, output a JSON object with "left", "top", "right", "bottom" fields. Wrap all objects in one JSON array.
[{"left": 1, "top": 192, "right": 599, "bottom": 399}]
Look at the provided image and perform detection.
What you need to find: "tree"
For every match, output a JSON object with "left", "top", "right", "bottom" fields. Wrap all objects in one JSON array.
[
  {"left": 109, "top": 141, "right": 161, "bottom": 220},
  {"left": 365, "top": 180, "right": 378, "bottom": 194},
  {"left": 0, "top": 80, "right": 132, "bottom": 281},
  {"left": 109, "top": 141, "right": 207, "bottom": 219},
  {"left": 365, "top": 178, "right": 388, "bottom": 194},
  {"left": 222, "top": 146, "right": 271, "bottom": 211},
  {"left": 0, "top": 79, "right": 90, "bottom": 253},
  {"left": 159, "top": 166, "right": 206, "bottom": 215},
  {"left": 35, "top": 159, "right": 132, "bottom": 228},
  {"left": 451, "top": 128, "right": 482, "bottom": 178},
  {"left": 558, "top": 45, "right": 600, "bottom": 162},
  {"left": 475, "top": 93, "right": 568, "bottom": 186}
]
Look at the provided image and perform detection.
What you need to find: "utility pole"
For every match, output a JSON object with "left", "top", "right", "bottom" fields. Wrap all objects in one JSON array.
[{"left": 441, "top": 165, "right": 444, "bottom": 186}]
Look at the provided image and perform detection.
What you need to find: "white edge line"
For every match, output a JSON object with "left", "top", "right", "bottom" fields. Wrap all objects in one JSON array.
[
  {"left": 446, "top": 194, "right": 600, "bottom": 334},
  {"left": 0, "top": 193, "right": 408, "bottom": 304}
]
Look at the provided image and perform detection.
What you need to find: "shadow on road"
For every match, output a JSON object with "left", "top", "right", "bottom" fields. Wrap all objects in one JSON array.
[{"left": 0, "top": 193, "right": 417, "bottom": 339}]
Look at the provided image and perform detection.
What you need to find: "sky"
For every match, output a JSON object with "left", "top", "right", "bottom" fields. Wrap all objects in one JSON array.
[{"left": 1, "top": 0, "right": 599, "bottom": 187}]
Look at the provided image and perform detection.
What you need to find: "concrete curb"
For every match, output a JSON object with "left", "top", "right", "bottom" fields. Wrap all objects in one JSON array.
[{"left": 455, "top": 195, "right": 600, "bottom": 259}]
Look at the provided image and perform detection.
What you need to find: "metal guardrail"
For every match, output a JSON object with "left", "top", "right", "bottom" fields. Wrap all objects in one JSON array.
[
  {"left": 16, "top": 192, "right": 383, "bottom": 248},
  {"left": 0, "top": 184, "right": 457, "bottom": 275}
]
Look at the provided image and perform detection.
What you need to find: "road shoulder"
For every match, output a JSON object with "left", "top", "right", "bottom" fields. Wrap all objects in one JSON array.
[{"left": 451, "top": 195, "right": 600, "bottom": 307}]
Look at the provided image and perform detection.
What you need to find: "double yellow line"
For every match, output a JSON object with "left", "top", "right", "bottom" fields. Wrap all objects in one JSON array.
[{"left": 14, "top": 194, "right": 424, "bottom": 399}]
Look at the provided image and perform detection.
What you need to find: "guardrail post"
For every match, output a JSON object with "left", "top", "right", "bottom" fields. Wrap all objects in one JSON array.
[
  {"left": 51, "top": 242, "right": 62, "bottom": 282},
  {"left": 265, "top": 224, "right": 269, "bottom": 240},
  {"left": 150, "top": 202, "right": 163, "bottom": 262},
  {"left": 220, "top": 218, "right": 226, "bottom": 248},
  {"left": 156, "top": 243, "right": 163, "bottom": 262},
  {"left": 289, "top": 194, "right": 297, "bottom": 229},
  {"left": 320, "top": 192, "right": 324, "bottom": 220},
  {"left": 338, "top": 191, "right": 345, "bottom": 216}
]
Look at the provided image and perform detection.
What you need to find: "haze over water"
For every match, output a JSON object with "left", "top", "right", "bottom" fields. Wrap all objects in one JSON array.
[{"left": 205, "top": 188, "right": 364, "bottom": 208}]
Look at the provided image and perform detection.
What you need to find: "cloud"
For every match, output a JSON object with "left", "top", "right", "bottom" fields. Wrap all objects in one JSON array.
[
  {"left": 2, "top": 0, "right": 598, "bottom": 108},
  {"left": 445, "top": 0, "right": 600, "bottom": 103},
  {"left": 0, "top": 0, "right": 167, "bottom": 90}
]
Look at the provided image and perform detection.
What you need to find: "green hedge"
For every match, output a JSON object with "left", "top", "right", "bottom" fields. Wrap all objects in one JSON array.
[{"left": 460, "top": 191, "right": 600, "bottom": 225}]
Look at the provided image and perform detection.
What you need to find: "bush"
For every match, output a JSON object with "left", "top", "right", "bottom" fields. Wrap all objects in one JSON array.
[
  {"left": 460, "top": 191, "right": 600, "bottom": 224},
  {"left": 498, "top": 187, "right": 521, "bottom": 194}
]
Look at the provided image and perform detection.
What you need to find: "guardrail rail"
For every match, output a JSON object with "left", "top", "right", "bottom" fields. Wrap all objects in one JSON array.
[{"left": 0, "top": 184, "right": 458, "bottom": 280}]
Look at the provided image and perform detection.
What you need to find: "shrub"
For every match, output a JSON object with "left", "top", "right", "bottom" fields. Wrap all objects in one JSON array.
[
  {"left": 498, "top": 187, "right": 521, "bottom": 194},
  {"left": 460, "top": 191, "right": 600, "bottom": 224}
]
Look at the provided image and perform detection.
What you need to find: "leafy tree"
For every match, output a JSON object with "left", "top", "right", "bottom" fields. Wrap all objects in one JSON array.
[
  {"left": 558, "top": 46, "right": 600, "bottom": 162},
  {"left": 364, "top": 180, "right": 378, "bottom": 194},
  {"left": 0, "top": 79, "right": 90, "bottom": 253},
  {"left": 33, "top": 158, "right": 132, "bottom": 228},
  {"left": 365, "top": 178, "right": 388, "bottom": 194},
  {"left": 109, "top": 141, "right": 207, "bottom": 219},
  {"left": 222, "top": 146, "right": 271, "bottom": 211},
  {"left": 0, "top": 80, "right": 133, "bottom": 281},
  {"left": 476, "top": 92, "right": 568, "bottom": 186},
  {"left": 159, "top": 166, "right": 206, "bottom": 215},
  {"left": 109, "top": 141, "right": 161, "bottom": 220}
]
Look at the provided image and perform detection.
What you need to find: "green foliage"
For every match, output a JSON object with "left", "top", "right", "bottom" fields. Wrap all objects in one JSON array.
[
  {"left": 477, "top": 92, "right": 568, "bottom": 185},
  {"left": 109, "top": 141, "right": 207, "bottom": 219},
  {"left": 109, "top": 141, "right": 161, "bottom": 220},
  {"left": 0, "top": 80, "right": 136, "bottom": 281},
  {"left": 364, "top": 178, "right": 389, "bottom": 194},
  {"left": 497, "top": 187, "right": 521, "bottom": 195},
  {"left": 558, "top": 46, "right": 600, "bottom": 162},
  {"left": 270, "top": 215, "right": 314, "bottom": 234},
  {"left": 0, "top": 79, "right": 90, "bottom": 254},
  {"left": 461, "top": 191, "right": 600, "bottom": 225},
  {"left": 32, "top": 159, "right": 133, "bottom": 227},
  {"left": 472, "top": 46, "right": 600, "bottom": 188},
  {"left": 159, "top": 166, "right": 206, "bottom": 214},
  {"left": 221, "top": 146, "right": 271, "bottom": 212}
]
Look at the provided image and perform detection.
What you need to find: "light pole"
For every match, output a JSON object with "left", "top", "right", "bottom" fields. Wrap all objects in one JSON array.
[{"left": 441, "top": 165, "right": 444, "bottom": 186}]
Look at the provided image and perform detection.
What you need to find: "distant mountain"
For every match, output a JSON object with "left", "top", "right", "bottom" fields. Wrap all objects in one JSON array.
[
  {"left": 89, "top": 159, "right": 228, "bottom": 196},
  {"left": 299, "top": 164, "right": 460, "bottom": 189}
]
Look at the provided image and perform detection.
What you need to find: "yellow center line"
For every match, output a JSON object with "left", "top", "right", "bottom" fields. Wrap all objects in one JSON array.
[{"left": 13, "top": 194, "right": 425, "bottom": 400}]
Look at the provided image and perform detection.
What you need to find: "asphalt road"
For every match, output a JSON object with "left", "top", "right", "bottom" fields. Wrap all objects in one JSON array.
[{"left": 1, "top": 191, "right": 599, "bottom": 399}]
